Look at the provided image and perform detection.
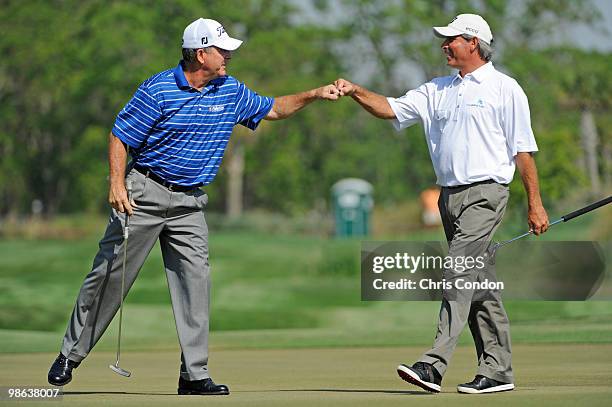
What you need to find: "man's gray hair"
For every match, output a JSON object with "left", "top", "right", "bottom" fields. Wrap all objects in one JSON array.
[
  {"left": 181, "top": 47, "right": 212, "bottom": 64},
  {"left": 461, "top": 34, "right": 494, "bottom": 62}
]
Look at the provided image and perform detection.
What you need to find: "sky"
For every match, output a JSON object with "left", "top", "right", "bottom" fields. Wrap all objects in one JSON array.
[
  {"left": 292, "top": 0, "right": 610, "bottom": 88},
  {"left": 565, "top": 0, "right": 611, "bottom": 51}
]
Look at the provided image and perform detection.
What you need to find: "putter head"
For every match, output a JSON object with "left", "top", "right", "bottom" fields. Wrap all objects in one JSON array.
[{"left": 109, "top": 364, "right": 132, "bottom": 377}]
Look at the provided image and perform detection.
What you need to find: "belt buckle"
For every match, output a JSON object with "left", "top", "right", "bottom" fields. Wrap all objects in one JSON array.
[{"left": 168, "top": 183, "right": 174, "bottom": 192}]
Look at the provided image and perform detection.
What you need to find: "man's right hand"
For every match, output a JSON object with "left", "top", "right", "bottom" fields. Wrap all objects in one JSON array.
[
  {"left": 109, "top": 180, "right": 136, "bottom": 215},
  {"left": 334, "top": 78, "right": 357, "bottom": 97},
  {"left": 333, "top": 78, "right": 395, "bottom": 120}
]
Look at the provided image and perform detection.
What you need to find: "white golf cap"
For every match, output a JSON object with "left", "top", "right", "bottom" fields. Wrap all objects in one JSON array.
[
  {"left": 182, "top": 18, "right": 243, "bottom": 50},
  {"left": 433, "top": 14, "right": 493, "bottom": 44}
]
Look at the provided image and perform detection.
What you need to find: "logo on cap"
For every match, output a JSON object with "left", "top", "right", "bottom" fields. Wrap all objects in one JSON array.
[{"left": 216, "top": 26, "right": 226, "bottom": 37}]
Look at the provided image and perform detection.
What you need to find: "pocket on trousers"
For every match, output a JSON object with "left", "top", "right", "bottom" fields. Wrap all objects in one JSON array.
[
  {"left": 125, "top": 169, "right": 147, "bottom": 202},
  {"left": 478, "top": 183, "right": 506, "bottom": 211},
  {"left": 192, "top": 189, "right": 208, "bottom": 210}
]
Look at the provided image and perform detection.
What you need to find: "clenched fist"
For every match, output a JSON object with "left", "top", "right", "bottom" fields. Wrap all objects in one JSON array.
[
  {"left": 315, "top": 84, "right": 341, "bottom": 101},
  {"left": 334, "top": 78, "right": 357, "bottom": 97}
]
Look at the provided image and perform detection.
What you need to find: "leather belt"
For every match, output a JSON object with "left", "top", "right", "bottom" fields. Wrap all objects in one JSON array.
[
  {"left": 133, "top": 164, "right": 202, "bottom": 192},
  {"left": 444, "top": 179, "right": 508, "bottom": 189}
]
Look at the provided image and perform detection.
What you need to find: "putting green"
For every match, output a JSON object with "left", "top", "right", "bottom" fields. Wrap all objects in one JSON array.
[{"left": 2, "top": 344, "right": 611, "bottom": 406}]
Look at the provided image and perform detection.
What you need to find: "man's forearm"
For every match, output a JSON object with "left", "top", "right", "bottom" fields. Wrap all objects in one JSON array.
[
  {"left": 268, "top": 90, "right": 318, "bottom": 121},
  {"left": 515, "top": 152, "right": 543, "bottom": 207},
  {"left": 266, "top": 84, "right": 339, "bottom": 120},
  {"left": 351, "top": 85, "right": 396, "bottom": 120},
  {"left": 108, "top": 133, "right": 128, "bottom": 186},
  {"left": 516, "top": 151, "right": 549, "bottom": 234},
  {"left": 107, "top": 133, "right": 136, "bottom": 214}
]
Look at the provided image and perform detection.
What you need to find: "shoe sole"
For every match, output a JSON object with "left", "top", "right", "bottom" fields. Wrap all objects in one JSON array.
[
  {"left": 48, "top": 377, "right": 70, "bottom": 387},
  {"left": 397, "top": 365, "right": 441, "bottom": 393},
  {"left": 457, "top": 383, "right": 515, "bottom": 394},
  {"left": 177, "top": 389, "right": 230, "bottom": 396}
]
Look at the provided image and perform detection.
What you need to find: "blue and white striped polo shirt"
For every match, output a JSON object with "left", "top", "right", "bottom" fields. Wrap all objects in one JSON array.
[{"left": 112, "top": 62, "right": 274, "bottom": 186}]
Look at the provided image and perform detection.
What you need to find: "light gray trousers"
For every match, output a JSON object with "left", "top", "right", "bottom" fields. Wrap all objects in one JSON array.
[
  {"left": 60, "top": 168, "right": 212, "bottom": 380},
  {"left": 419, "top": 181, "right": 514, "bottom": 384}
]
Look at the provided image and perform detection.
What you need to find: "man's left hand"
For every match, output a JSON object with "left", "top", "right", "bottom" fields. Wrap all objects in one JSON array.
[{"left": 528, "top": 204, "right": 549, "bottom": 235}]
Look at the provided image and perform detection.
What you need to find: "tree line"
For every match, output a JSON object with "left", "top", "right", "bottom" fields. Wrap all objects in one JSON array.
[{"left": 0, "top": 0, "right": 609, "bottom": 218}]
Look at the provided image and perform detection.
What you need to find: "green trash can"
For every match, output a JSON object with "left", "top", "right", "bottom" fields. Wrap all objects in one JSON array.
[{"left": 331, "top": 178, "right": 373, "bottom": 237}]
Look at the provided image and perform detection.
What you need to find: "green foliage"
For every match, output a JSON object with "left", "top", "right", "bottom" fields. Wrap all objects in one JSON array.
[
  {"left": 504, "top": 47, "right": 610, "bottom": 207},
  {"left": 0, "top": 0, "right": 608, "bottom": 216}
]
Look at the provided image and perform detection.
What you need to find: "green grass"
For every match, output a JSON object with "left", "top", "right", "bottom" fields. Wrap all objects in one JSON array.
[
  {"left": 0, "top": 212, "right": 610, "bottom": 354},
  {"left": 1, "top": 345, "right": 611, "bottom": 406}
]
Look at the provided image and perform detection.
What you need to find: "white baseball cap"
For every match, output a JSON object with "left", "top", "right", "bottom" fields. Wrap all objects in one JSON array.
[
  {"left": 182, "top": 18, "right": 243, "bottom": 50},
  {"left": 433, "top": 14, "right": 493, "bottom": 44}
]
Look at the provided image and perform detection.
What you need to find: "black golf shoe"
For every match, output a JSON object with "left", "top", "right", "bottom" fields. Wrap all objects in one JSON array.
[
  {"left": 48, "top": 353, "right": 80, "bottom": 386},
  {"left": 457, "top": 375, "right": 514, "bottom": 394},
  {"left": 397, "top": 361, "right": 442, "bottom": 393},
  {"left": 178, "top": 377, "right": 230, "bottom": 395}
]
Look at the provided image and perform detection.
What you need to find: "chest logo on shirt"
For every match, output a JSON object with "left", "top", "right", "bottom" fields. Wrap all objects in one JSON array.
[
  {"left": 209, "top": 105, "right": 225, "bottom": 112},
  {"left": 466, "top": 98, "right": 485, "bottom": 108}
]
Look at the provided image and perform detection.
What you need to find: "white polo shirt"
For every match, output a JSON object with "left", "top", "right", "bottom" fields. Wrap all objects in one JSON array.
[{"left": 387, "top": 62, "right": 538, "bottom": 187}]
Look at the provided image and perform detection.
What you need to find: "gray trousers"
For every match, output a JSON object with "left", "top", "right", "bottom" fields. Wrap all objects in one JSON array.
[
  {"left": 419, "top": 181, "right": 514, "bottom": 383},
  {"left": 60, "top": 169, "right": 212, "bottom": 380}
]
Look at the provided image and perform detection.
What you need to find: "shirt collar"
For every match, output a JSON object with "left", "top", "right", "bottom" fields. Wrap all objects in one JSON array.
[
  {"left": 173, "top": 61, "right": 227, "bottom": 93},
  {"left": 173, "top": 61, "right": 191, "bottom": 90},
  {"left": 452, "top": 61, "right": 495, "bottom": 85},
  {"left": 469, "top": 62, "right": 495, "bottom": 83}
]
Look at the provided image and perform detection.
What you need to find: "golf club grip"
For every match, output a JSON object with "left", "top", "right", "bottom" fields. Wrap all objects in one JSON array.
[{"left": 562, "top": 195, "right": 612, "bottom": 222}]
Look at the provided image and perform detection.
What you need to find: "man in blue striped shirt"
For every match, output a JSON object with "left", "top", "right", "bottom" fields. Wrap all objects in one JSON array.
[{"left": 48, "top": 18, "right": 340, "bottom": 395}]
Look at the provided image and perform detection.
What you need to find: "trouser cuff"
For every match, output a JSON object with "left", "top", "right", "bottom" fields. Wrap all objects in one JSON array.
[
  {"left": 66, "top": 352, "right": 86, "bottom": 363},
  {"left": 418, "top": 356, "right": 446, "bottom": 378},
  {"left": 181, "top": 373, "right": 211, "bottom": 381}
]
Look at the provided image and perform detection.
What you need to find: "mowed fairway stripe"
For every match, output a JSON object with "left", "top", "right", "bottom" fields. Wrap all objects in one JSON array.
[{"left": 0, "top": 344, "right": 611, "bottom": 407}]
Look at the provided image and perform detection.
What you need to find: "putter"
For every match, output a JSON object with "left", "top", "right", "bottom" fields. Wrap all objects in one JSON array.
[
  {"left": 487, "top": 195, "right": 611, "bottom": 261},
  {"left": 109, "top": 179, "right": 133, "bottom": 378}
]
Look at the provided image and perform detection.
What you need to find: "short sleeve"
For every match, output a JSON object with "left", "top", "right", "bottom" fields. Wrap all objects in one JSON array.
[
  {"left": 112, "top": 85, "right": 162, "bottom": 148},
  {"left": 387, "top": 83, "right": 430, "bottom": 131},
  {"left": 234, "top": 81, "right": 274, "bottom": 130},
  {"left": 502, "top": 81, "right": 538, "bottom": 156}
]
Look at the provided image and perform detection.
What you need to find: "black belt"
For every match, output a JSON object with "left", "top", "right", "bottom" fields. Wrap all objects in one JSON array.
[
  {"left": 133, "top": 164, "right": 202, "bottom": 192},
  {"left": 444, "top": 179, "right": 507, "bottom": 189}
]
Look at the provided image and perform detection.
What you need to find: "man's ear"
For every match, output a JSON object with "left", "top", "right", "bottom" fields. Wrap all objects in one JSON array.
[
  {"left": 197, "top": 48, "right": 207, "bottom": 65},
  {"left": 471, "top": 37, "right": 480, "bottom": 53}
]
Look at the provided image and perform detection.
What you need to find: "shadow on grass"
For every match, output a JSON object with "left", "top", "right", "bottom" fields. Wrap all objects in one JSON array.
[
  {"left": 64, "top": 389, "right": 434, "bottom": 396},
  {"left": 63, "top": 391, "right": 176, "bottom": 396},
  {"left": 278, "top": 388, "right": 433, "bottom": 395}
]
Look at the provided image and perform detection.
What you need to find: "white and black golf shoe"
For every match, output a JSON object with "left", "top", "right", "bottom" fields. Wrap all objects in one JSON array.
[
  {"left": 456, "top": 375, "right": 514, "bottom": 394},
  {"left": 397, "top": 362, "right": 442, "bottom": 393}
]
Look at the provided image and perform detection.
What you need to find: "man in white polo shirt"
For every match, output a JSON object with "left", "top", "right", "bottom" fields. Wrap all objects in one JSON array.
[{"left": 335, "top": 14, "right": 549, "bottom": 394}]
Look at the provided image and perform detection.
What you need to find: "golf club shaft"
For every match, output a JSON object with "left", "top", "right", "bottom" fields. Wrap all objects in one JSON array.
[
  {"left": 115, "top": 180, "right": 132, "bottom": 365},
  {"left": 496, "top": 219, "right": 562, "bottom": 249},
  {"left": 498, "top": 195, "right": 611, "bottom": 248},
  {"left": 562, "top": 195, "right": 611, "bottom": 222}
]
